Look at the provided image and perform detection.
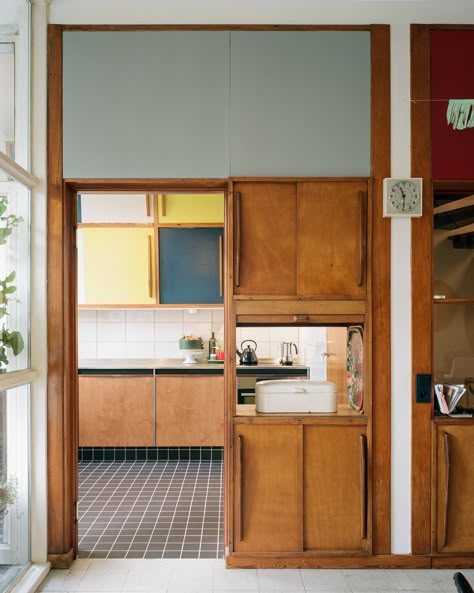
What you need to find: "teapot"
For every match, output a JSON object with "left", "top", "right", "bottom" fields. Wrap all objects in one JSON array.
[{"left": 237, "top": 339, "right": 258, "bottom": 365}]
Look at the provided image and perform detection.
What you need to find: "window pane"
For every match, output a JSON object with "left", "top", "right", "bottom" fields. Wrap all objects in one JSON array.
[
  {"left": 0, "top": 0, "right": 30, "bottom": 170},
  {"left": 0, "top": 177, "right": 29, "bottom": 372},
  {"left": 0, "top": 384, "right": 30, "bottom": 584}
]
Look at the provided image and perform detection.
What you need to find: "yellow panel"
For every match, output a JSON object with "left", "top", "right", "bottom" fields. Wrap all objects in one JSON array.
[
  {"left": 157, "top": 193, "right": 224, "bottom": 224},
  {"left": 82, "top": 227, "right": 156, "bottom": 305}
]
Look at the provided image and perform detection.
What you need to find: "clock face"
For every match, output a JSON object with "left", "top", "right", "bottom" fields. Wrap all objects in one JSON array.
[
  {"left": 383, "top": 178, "right": 423, "bottom": 217},
  {"left": 389, "top": 180, "right": 420, "bottom": 213}
]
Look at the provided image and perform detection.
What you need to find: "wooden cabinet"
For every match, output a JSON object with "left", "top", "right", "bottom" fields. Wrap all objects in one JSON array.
[
  {"left": 434, "top": 423, "right": 474, "bottom": 554},
  {"left": 159, "top": 227, "right": 224, "bottom": 304},
  {"left": 77, "top": 227, "right": 156, "bottom": 306},
  {"left": 79, "top": 374, "right": 154, "bottom": 446},
  {"left": 233, "top": 180, "right": 367, "bottom": 299},
  {"left": 232, "top": 421, "right": 368, "bottom": 555},
  {"left": 233, "top": 424, "right": 302, "bottom": 552},
  {"left": 156, "top": 375, "right": 224, "bottom": 446},
  {"left": 304, "top": 425, "right": 368, "bottom": 552},
  {"left": 157, "top": 193, "right": 224, "bottom": 224}
]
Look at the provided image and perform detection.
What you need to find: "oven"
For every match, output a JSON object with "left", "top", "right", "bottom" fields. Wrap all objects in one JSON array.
[{"left": 237, "top": 366, "right": 309, "bottom": 404}]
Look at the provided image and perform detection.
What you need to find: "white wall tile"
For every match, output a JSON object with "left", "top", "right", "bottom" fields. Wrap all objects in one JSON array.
[
  {"left": 78, "top": 341, "right": 97, "bottom": 359},
  {"left": 154, "top": 309, "right": 183, "bottom": 322},
  {"left": 126, "top": 342, "right": 155, "bottom": 358},
  {"left": 183, "top": 308, "right": 212, "bottom": 322},
  {"left": 126, "top": 310, "right": 155, "bottom": 323},
  {"left": 239, "top": 327, "right": 270, "bottom": 344},
  {"left": 154, "top": 342, "right": 181, "bottom": 358},
  {"left": 97, "top": 322, "right": 126, "bottom": 341},
  {"left": 155, "top": 322, "right": 185, "bottom": 342},
  {"left": 78, "top": 322, "right": 97, "bottom": 342},
  {"left": 97, "top": 310, "right": 126, "bottom": 322},
  {"left": 126, "top": 322, "right": 155, "bottom": 342},
  {"left": 269, "top": 326, "right": 299, "bottom": 342},
  {"left": 97, "top": 342, "right": 127, "bottom": 358},
  {"left": 211, "top": 308, "right": 224, "bottom": 323},
  {"left": 78, "top": 309, "right": 97, "bottom": 322},
  {"left": 183, "top": 322, "right": 212, "bottom": 341}
]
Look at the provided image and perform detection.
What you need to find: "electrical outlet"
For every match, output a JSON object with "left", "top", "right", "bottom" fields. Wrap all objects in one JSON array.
[{"left": 416, "top": 374, "right": 432, "bottom": 404}]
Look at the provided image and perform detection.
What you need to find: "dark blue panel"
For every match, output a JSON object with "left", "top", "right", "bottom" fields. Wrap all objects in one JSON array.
[
  {"left": 77, "top": 193, "right": 82, "bottom": 223},
  {"left": 159, "top": 227, "right": 224, "bottom": 304}
]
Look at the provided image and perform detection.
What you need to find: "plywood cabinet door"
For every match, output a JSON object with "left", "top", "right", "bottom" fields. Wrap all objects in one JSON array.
[
  {"left": 434, "top": 424, "right": 474, "bottom": 553},
  {"left": 233, "top": 424, "right": 302, "bottom": 553},
  {"left": 297, "top": 181, "right": 368, "bottom": 298},
  {"left": 77, "top": 227, "right": 156, "bottom": 306},
  {"left": 156, "top": 193, "right": 224, "bottom": 224},
  {"left": 304, "top": 425, "right": 368, "bottom": 552},
  {"left": 79, "top": 375, "right": 154, "bottom": 447},
  {"left": 155, "top": 375, "right": 224, "bottom": 446},
  {"left": 233, "top": 182, "right": 297, "bottom": 296}
]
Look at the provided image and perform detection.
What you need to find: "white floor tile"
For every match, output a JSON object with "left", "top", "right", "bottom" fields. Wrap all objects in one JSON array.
[
  {"left": 213, "top": 566, "right": 259, "bottom": 590},
  {"left": 38, "top": 569, "right": 86, "bottom": 592},
  {"left": 300, "top": 569, "right": 350, "bottom": 590},
  {"left": 122, "top": 570, "right": 169, "bottom": 592},
  {"left": 343, "top": 570, "right": 403, "bottom": 591},
  {"left": 76, "top": 570, "right": 128, "bottom": 592},
  {"left": 388, "top": 569, "right": 445, "bottom": 591},
  {"left": 257, "top": 569, "right": 304, "bottom": 590}
]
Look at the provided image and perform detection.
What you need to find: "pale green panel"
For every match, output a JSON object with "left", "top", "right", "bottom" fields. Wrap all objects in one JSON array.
[
  {"left": 230, "top": 31, "right": 371, "bottom": 176},
  {"left": 63, "top": 31, "right": 230, "bottom": 178}
]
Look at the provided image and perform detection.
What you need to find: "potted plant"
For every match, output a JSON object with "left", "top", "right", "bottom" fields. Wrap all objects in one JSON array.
[
  {"left": 0, "top": 475, "right": 18, "bottom": 517},
  {"left": 0, "top": 194, "right": 24, "bottom": 367}
]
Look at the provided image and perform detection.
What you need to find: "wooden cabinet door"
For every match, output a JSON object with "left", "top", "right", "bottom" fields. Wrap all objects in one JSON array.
[
  {"left": 79, "top": 375, "right": 154, "bottom": 446},
  {"left": 297, "top": 181, "right": 368, "bottom": 298},
  {"left": 156, "top": 375, "right": 224, "bottom": 446},
  {"left": 157, "top": 193, "right": 224, "bottom": 224},
  {"left": 434, "top": 424, "right": 474, "bottom": 553},
  {"left": 304, "top": 425, "right": 368, "bottom": 551},
  {"left": 233, "top": 182, "right": 297, "bottom": 296},
  {"left": 78, "top": 227, "right": 156, "bottom": 305},
  {"left": 159, "top": 227, "right": 224, "bottom": 304},
  {"left": 233, "top": 424, "right": 302, "bottom": 552}
]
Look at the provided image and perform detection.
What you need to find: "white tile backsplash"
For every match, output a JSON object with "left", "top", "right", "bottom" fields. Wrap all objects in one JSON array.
[{"left": 77, "top": 308, "right": 329, "bottom": 364}]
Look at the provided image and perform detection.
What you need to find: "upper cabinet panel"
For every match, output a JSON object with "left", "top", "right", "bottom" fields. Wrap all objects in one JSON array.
[
  {"left": 229, "top": 31, "right": 371, "bottom": 176},
  {"left": 431, "top": 31, "right": 474, "bottom": 179},
  {"left": 63, "top": 31, "right": 230, "bottom": 178},
  {"left": 78, "top": 193, "right": 154, "bottom": 223},
  {"left": 157, "top": 193, "right": 224, "bottom": 224}
]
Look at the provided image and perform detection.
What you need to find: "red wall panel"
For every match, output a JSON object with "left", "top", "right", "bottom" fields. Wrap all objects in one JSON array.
[{"left": 431, "top": 30, "right": 474, "bottom": 179}]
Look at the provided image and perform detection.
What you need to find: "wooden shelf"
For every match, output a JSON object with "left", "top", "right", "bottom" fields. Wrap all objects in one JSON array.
[
  {"left": 433, "top": 298, "right": 474, "bottom": 304},
  {"left": 434, "top": 194, "right": 474, "bottom": 248}
]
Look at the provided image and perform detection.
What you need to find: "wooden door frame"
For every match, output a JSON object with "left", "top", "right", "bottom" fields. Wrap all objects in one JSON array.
[
  {"left": 47, "top": 23, "right": 391, "bottom": 566},
  {"left": 411, "top": 23, "right": 474, "bottom": 558}
]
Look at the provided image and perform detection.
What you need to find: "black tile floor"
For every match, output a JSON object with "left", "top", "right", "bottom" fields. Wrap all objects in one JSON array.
[{"left": 78, "top": 460, "right": 224, "bottom": 559}]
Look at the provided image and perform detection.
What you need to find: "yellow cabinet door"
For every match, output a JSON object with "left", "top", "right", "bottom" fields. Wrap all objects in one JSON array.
[
  {"left": 157, "top": 193, "right": 224, "bottom": 224},
  {"left": 78, "top": 227, "right": 156, "bottom": 305}
]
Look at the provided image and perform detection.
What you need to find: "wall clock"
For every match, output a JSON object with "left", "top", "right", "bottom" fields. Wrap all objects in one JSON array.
[{"left": 383, "top": 178, "right": 423, "bottom": 218}]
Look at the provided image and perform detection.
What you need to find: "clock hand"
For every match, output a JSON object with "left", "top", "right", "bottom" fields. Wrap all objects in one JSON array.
[{"left": 400, "top": 187, "right": 406, "bottom": 210}]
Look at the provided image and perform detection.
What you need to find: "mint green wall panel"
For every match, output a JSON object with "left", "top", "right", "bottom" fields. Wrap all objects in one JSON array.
[
  {"left": 229, "top": 31, "right": 371, "bottom": 176},
  {"left": 63, "top": 31, "right": 230, "bottom": 178}
]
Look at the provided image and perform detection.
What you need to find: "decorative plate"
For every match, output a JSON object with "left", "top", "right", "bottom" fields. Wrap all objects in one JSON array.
[{"left": 347, "top": 325, "right": 364, "bottom": 412}]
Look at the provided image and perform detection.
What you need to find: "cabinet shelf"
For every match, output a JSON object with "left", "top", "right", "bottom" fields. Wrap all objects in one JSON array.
[
  {"left": 433, "top": 298, "right": 474, "bottom": 304},
  {"left": 434, "top": 194, "right": 474, "bottom": 248}
]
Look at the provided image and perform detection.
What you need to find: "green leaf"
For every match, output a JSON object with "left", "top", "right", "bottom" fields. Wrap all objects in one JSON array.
[
  {"left": 3, "top": 331, "right": 24, "bottom": 356},
  {"left": 0, "top": 228, "right": 12, "bottom": 244},
  {"left": 4, "top": 271, "right": 16, "bottom": 283},
  {"left": 3, "top": 286, "right": 16, "bottom": 295}
]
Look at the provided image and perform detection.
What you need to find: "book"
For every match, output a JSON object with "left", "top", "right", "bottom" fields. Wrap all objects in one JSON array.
[{"left": 434, "top": 382, "right": 467, "bottom": 414}]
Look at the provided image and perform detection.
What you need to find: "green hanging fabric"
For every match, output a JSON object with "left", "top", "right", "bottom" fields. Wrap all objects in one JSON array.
[{"left": 446, "top": 99, "right": 474, "bottom": 130}]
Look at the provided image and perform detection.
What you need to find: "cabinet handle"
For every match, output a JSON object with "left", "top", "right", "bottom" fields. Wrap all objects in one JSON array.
[
  {"left": 145, "top": 194, "right": 151, "bottom": 217},
  {"left": 442, "top": 431, "right": 450, "bottom": 548},
  {"left": 235, "top": 192, "right": 241, "bottom": 288},
  {"left": 160, "top": 194, "right": 166, "bottom": 218},
  {"left": 358, "top": 191, "right": 367, "bottom": 287},
  {"left": 293, "top": 315, "right": 309, "bottom": 322},
  {"left": 359, "top": 433, "right": 367, "bottom": 539},
  {"left": 238, "top": 434, "right": 244, "bottom": 541},
  {"left": 219, "top": 235, "right": 223, "bottom": 298},
  {"left": 147, "top": 235, "right": 153, "bottom": 298}
]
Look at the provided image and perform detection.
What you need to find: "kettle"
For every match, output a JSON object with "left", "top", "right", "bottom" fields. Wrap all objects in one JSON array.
[
  {"left": 237, "top": 340, "right": 258, "bottom": 365},
  {"left": 280, "top": 342, "right": 298, "bottom": 366}
]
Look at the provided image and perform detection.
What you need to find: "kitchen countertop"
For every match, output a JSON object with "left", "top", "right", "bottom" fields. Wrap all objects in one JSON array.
[{"left": 78, "top": 358, "right": 309, "bottom": 374}]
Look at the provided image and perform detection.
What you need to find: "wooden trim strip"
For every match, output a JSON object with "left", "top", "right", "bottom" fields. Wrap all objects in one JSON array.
[
  {"left": 410, "top": 23, "right": 433, "bottom": 555},
  {"left": 62, "top": 25, "right": 374, "bottom": 32},
  {"left": 64, "top": 179, "right": 228, "bottom": 191},
  {"left": 360, "top": 433, "right": 368, "bottom": 539},
  {"left": 235, "top": 192, "right": 241, "bottom": 288},
  {"left": 369, "top": 24, "right": 392, "bottom": 555},
  {"left": 225, "top": 554, "right": 432, "bottom": 569},
  {"left": 145, "top": 194, "right": 151, "bottom": 217},
  {"left": 358, "top": 191, "right": 366, "bottom": 287},
  {"left": 442, "top": 432, "right": 450, "bottom": 548},
  {"left": 238, "top": 434, "right": 244, "bottom": 541}
]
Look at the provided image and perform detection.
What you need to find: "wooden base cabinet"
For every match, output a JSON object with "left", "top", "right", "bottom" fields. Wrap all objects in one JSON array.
[
  {"left": 232, "top": 422, "right": 368, "bottom": 556},
  {"left": 434, "top": 423, "right": 474, "bottom": 555},
  {"left": 156, "top": 375, "right": 224, "bottom": 446},
  {"left": 79, "top": 375, "right": 154, "bottom": 447}
]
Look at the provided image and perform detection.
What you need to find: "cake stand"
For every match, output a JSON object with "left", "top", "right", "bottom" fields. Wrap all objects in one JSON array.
[{"left": 179, "top": 348, "right": 205, "bottom": 365}]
